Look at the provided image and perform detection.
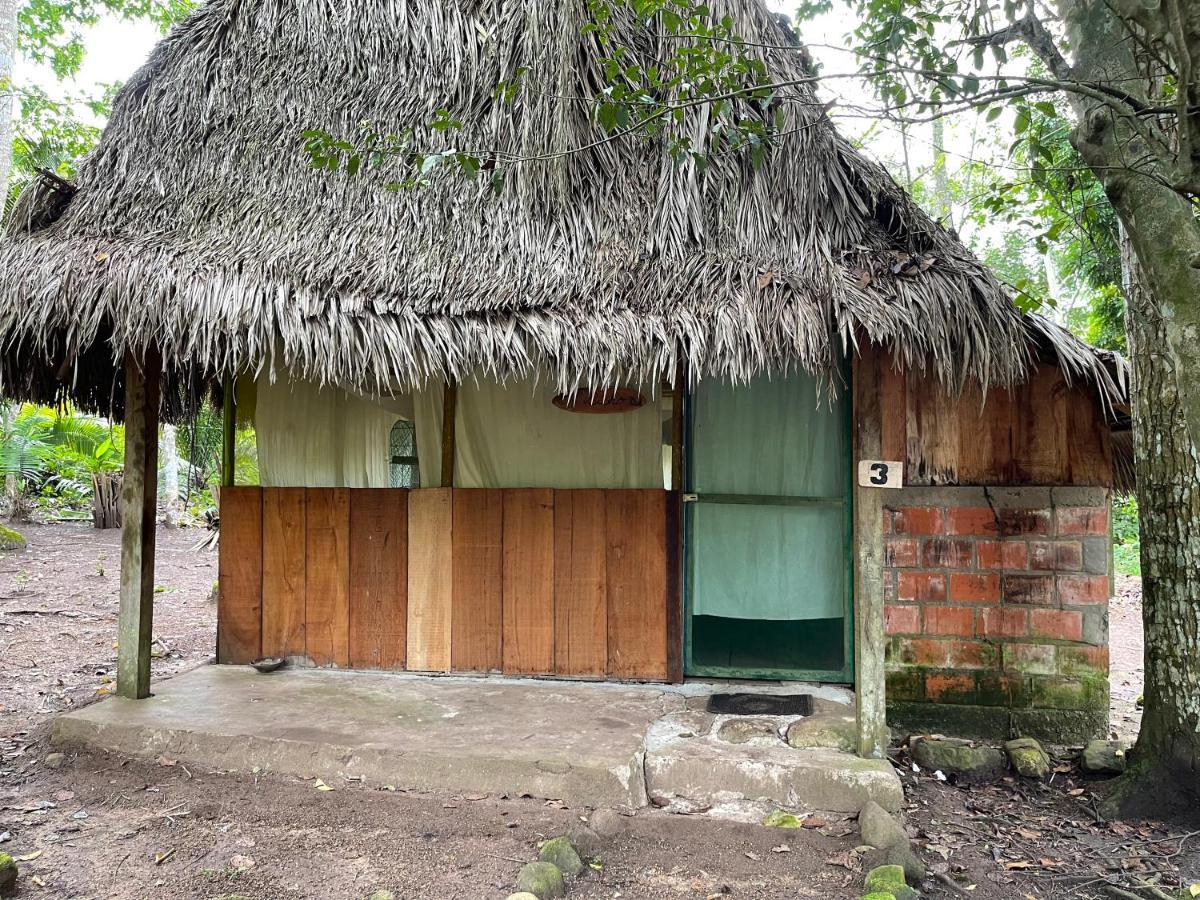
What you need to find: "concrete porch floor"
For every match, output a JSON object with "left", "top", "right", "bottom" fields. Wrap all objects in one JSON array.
[{"left": 52, "top": 666, "right": 902, "bottom": 813}]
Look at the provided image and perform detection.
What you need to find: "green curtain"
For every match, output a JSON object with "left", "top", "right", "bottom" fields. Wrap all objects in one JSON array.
[{"left": 691, "top": 371, "right": 847, "bottom": 621}]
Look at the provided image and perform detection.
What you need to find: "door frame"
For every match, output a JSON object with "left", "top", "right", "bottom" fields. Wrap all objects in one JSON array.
[{"left": 681, "top": 373, "right": 856, "bottom": 684}]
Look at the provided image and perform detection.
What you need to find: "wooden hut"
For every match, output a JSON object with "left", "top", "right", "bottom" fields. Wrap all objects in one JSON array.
[{"left": 0, "top": 0, "right": 1128, "bottom": 751}]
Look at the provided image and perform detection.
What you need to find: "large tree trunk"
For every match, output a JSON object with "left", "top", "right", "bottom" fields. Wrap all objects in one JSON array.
[
  {"left": 1108, "top": 244, "right": 1200, "bottom": 817},
  {"left": 1047, "top": 0, "right": 1200, "bottom": 817}
]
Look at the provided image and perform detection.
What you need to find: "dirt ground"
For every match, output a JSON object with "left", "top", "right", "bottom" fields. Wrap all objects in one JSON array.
[{"left": 0, "top": 523, "right": 1195, "bottom": 900}]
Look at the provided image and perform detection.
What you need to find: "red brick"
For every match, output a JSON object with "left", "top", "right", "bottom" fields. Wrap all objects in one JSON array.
[
  {"left": 1030, "top": 540, "right": 1083, "bottom": 572},
  {"left": 1003, "top": 575, "right": 1056, "bottom": 605},
  {"left": 977, "top": 540, "right": 1029, "bottom": 571},
  {"left": 891, "top": 507, "right": 945, "bottom": 535},
  {"left": 897, "top": 572, "right": 946, "bottom": 602},
  {"left": 1056, "top": 506, "right": 1110, "bottom": 535},
  {"left": 1030, "top": 609, "right": 1083, "bottom": 641},
  {"left": 949, "top": 573, "right": 1001, "bottom": 603},
  {"left": 922, "top": 539, "right": 975, "bottom": 569},
  {"left": 947, "top": 639, "right": 996, "bottom": 669},
  {"left": 979, "top": 607, "right": 1029, "bottom": 638},
  {"left": 997, "top": 508, "right": 1052, "bottom": 536},
  {"left": 908, "top": 639, "right": 995, "bottom": 669},
  {"left": 885, "top": 604, "right": 921, "bottom": 635},
  {"left": 924, "top": 673, "right": 975, "bottom": 702},
  {"left": 1057, "top": 575, "right": 1110, "bottom": 605},
  {"left": 946, "top": 507, "right": 999, "bottom": 536},
  {"left": 924, "top": 605, "right": 975, "bottom": 637},
  {"left": 885, "top": 539, "right": 921, "bottom": 568},
  {"left": 1002, "top": 642, "right": 1056, "bottom": 674},
  {"left": 1057, "top": 645, "right": 1110, "bottom": 674}
]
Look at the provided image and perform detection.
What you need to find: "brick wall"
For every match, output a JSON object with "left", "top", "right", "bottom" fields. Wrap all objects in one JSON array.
[{"left": 882, "top": 486, "right": 1112, "bottom": 744}]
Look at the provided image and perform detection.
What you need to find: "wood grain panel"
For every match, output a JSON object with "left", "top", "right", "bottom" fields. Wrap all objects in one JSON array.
[
  {"left": 553, "top": 490, "right": 608, "bottom": 677},
  {"left": 1067, "top": 385, "right": 1112, "bottom": 486},
  {"left": 261, "top": 488, "right": 306, "bottom": 659},
  {"left": 349, "top": 489, "right": 408, "bottom": 670},
  {"left": 1013, "top": 365, "right": 1068, "bottom": 484},
  {"left": 451, "top": 489, "right": 504, "bottom": 672},
  {"left": 217, "top": 487, "right": 263, "bottom": 664},
  {"left": 304, "top": 488, "right": 350, "bottom": 667},
  {"left": 605, "top": 490, "right": 669, "bottom": 680},
  {"left": 407, "top": 488, "right": 453, "bottom": 671},
  {"left": 879, "top": 359, "right": 908, "bottom": 461},
  {"left": 502, "top": 488, "right": 555, "bottom": 675}
]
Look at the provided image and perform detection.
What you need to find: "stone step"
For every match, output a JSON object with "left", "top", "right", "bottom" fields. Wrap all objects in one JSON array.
[{"left": 644, "top": 713, "right": 903, "bottom": 813}]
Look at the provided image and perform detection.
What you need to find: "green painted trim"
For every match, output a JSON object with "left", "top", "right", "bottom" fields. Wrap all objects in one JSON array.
[
  {"left": 688, "top": 493, "right": 845, "bottom": 507},
  {"left": 682, "top": 370, "right": 855, "bottom": 685}
]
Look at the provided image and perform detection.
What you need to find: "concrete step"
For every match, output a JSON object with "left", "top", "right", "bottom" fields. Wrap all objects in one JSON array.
[{"left": 644, "top": 712, "right": 903, "bottom": 813}]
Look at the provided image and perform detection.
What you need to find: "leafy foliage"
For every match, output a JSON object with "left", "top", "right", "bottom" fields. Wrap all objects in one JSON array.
[{"left": 18, "top": 0, "right": 197, "bottom": 79}]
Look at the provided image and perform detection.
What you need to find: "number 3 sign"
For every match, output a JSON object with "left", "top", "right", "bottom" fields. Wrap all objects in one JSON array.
[{"left": 858, "top": 460, "right": 904, "bottom": 489}]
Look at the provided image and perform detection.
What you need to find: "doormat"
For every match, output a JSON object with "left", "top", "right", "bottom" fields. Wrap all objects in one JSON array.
[{"left": 706, "top": 693, "right": 813, "bottom": 716}]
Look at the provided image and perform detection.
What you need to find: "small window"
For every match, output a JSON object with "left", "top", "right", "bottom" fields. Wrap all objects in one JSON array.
[{"left": 389, "top": 420, "right": 420, "bottom": 488}]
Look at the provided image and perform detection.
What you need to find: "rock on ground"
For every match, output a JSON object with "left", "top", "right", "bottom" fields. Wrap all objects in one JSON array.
[
  {"left": 516, "top": 861, "right": 566, "bottom": 899},
  {"left": 587, "top": 808, "right": 627, "bottom": 840},
  {"left": 538, "top": 837, "right": 584, "bottom": 876},
  {"left": 0, "top": 853, "right": 16, "bottom": 898},
  {"left": 567, "top": 824, "right": 603, "bottom": 859},
  {"left": 0, "top": 524, "right": 25, "bottom": 551},
  {"left": 1083, "top": 740, "right": 1128, "bottom": 774},
  {"left": 786, "top": 714, "right": 857, "bottom": 751},
  {"left": 911, "top": 737, "right": 1006, "bottom": 781},
  {"left": 859, "top": 800, "right": 906, "bottom": 850},
  {"left": 44, "top": 752, "right": 65, "bottom": 770},
  {"left": 1005, "top": 738, "right": 1051, "bottom": 779},
  {"left": 864, "top": 863, "right": 918, "bottom": 900}
]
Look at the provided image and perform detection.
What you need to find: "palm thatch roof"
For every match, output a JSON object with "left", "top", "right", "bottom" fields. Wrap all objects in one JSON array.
[{"left": 0, "top": 0, "right": 1125, "bottom": 415}]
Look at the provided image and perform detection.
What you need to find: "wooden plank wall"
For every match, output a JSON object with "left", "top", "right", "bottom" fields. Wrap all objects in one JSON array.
[
  {"left": 218, "top": 488, "right": 677, "bottom": 682},
  {"left": 888, "top": 360, "right": 1113, "bottom": 487}
]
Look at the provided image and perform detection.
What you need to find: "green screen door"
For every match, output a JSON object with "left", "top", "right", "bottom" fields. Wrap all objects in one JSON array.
[{"left": 686, "top": 370, "right": 853, "bottom": 682}]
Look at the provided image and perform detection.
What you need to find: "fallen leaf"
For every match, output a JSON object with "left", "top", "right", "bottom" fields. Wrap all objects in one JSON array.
[
  {"left": 1004, "top": 860, "right": 1034, "bottom": 870},
  {"left": 16, "top": 851, "right": 42, "bottom": 862},
  {"left": 744, "top": 851, "right": 760, "bottom": 861},
  {"left": 1067, "top": 788, "right": 1085, "bottom": 796},
  {"left": 230, "top": 854, "right": 254, "bottom": 872},
  {"left": 771, "top": 845, "right": 791, "bottom": 854},
  {"left": 313, "top": 779, "right": 333, "bottom": 792},
  {"left": 154, "top": 849, "right": 175, "bottom": 865},
  {"left": 156, "top": 756, "right": 177, "bottom": 767}
]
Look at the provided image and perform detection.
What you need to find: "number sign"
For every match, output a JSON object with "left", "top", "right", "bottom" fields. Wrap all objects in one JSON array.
[{"left": 858, "top": 460, "right": 904, "bottom": 489}]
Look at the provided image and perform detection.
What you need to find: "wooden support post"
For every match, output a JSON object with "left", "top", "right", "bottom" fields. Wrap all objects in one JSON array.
[
  {"left": 670, "top": 367, "right": 685, "bottom": 492},
  {"left": 221, "top": 374, "right": 236, "bottom": 488},
  {"left": 853, "top": 344, "right": 888, "bottom": 759},
  {"left": 116, "top": 351, "right": 161, "bottom": 700},
  {"left": 441, "top": 382, "right": 458, "bottom": 488}
]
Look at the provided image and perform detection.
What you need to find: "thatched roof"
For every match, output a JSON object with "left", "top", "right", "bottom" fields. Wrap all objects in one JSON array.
[{"left": 0, "top": 0, "right": 1126, "bottom": 414}]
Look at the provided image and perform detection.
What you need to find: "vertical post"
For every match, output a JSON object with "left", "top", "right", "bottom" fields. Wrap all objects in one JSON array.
[
  {"left": 670, "top": 366, "right": 685, "bottom": 492},
  {"left": 441, "top": 382, "right": 457, "bottom": 488},
  {"left": 853, "top": 343, "right": 888, "bottom": 758},
  {"left": 221, "top": 374, "right": 236, "bottom": 488},
  {"left": 116, "top": 351, "right": 161, "bottom": 700}
]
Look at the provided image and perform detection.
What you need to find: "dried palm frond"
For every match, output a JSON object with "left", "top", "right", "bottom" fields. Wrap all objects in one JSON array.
[{"left": 0, "top": 0, "right": 1126, "bottom": 417}]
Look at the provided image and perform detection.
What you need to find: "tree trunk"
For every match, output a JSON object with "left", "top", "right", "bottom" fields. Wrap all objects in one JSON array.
[
  {"left": 1046, "top": 0, "right": 1200, "bottom": 817},
  {"left": 1106, "top": 242, "right": 1200, "bottom": 818}
]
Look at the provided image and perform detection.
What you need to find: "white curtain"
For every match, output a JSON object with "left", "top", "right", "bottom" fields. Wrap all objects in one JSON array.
[
  {"left": 414, "top": 376, "right": 665, "bottom": 489},
  {"left": 256, "top": 375, "right": 666, "bottom": 490},
  {"left": 255, "top": 378, "right": 400, "bottom": 488}
]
